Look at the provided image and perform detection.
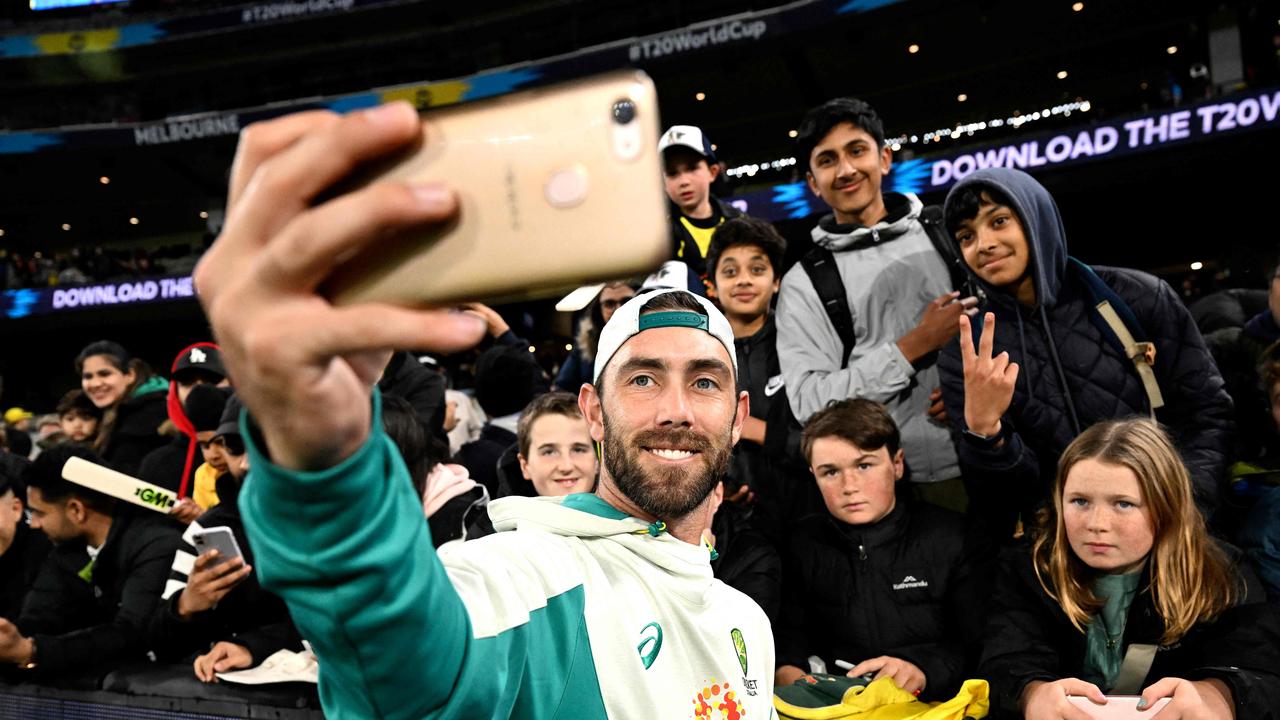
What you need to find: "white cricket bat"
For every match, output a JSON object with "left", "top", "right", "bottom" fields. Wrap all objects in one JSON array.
[{"left": 62, "top": 456, "right": 178, "bottom": 514}]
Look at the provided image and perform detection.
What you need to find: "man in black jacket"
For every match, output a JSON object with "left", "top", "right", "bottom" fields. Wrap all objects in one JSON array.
[
  {"left": 0, "top": 444, "right": 179, "bottom": 677},
  {"left": 939, "top": 168, "right": 1234, "bottom": 538},
  {"left": 775, "top": 399, "right": 986, "bottom": 702},
  {"left": 0, "top": 459, "right": 50, "bottom": 621}
]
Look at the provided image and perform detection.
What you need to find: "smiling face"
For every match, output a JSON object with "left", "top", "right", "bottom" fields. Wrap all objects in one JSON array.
[
  {"left": 80, "top": 354, "right": 136, "bottom": 409},
  {"left": 1063, "top": 457, "right": 1156, "bottom": 575},
  {"left": 806, "top": 122, "right": 892, "bottom": 226},
  {"left": 584, "top": 323, "right": 746, "bottom": 520},
  {"left": 810, "top": 436, "right": 903, "bottom": 526},
  {"left": 711, "top": 244, "right": 779, "bottom": 325},
  {"left": 60, "top": 410, "right": 99, "bottom": 442},
  {"left": 953, "top": 193, "right": 1036, "bottom": 305},
  {"left": 519, "top": 412, "right": 598, "bottom": 497}
]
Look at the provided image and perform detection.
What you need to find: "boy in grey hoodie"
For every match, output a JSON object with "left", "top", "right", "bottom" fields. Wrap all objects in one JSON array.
[{"left": 776, "top": 97, "right": 976, "bottom": 509}]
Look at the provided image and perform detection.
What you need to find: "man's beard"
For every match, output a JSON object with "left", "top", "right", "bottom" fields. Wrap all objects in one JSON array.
[{"left": 601, "top": 408, "right": 734, "bottom": 520}]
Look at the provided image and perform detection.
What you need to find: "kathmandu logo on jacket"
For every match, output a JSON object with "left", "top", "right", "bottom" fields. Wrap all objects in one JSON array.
[
  {"left": 637, "top": 622, "right": 663, "bottom": 670},
  {"left": 892, "top": 574, "right": 929, "bottom": 591}
]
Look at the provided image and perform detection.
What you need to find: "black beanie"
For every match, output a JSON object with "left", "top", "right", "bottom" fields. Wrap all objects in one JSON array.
[
  {"left": 184, "top": 385, "right": 231, "bottom": 433},
  {"left": 474, "top": 344, "right": 549, "bottom": 418}
]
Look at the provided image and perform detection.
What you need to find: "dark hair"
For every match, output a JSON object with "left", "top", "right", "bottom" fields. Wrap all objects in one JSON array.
[
  {"left": 74, "top": 340, "right": 155, "bottom": 454},
  {"left": 705, "top": 216, "right": 787, "bottom": 280},
  {"left": 56, "top": 389, "right": 101, "bottom": 420},
  {"left": 641, "top": 288, "right": 708, "bottom": 315},
  {"left": 474, "top": 344, "right": 550, "bottom": 418},
  {"left": 580, "top": 281, "right": 637, "bottom": 361},
  {"left": 381, "top": 395, "right": 433, "bottom": 499},
  {"left": 795, "top": 97, "right": 886, "bottom": 171},
  {"left": 517, "top": 392, "right": 585, "bottom": 458},
  {"left": 24, "top": 444, "right": 117, "bottom": 514},
  {"left": 801, "top": 398, "right": 901, "bottom": 464},
  {"left": 0, "top": 454, "right": 29, "bottom": 502},
  {"left": 944, "top": 183, "right": 1017, "bottom": 236}
]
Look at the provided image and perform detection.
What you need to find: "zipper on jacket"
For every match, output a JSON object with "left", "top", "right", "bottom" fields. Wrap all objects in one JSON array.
[{"left": 858, "top": 543, "right": 867, "bottom": 562}]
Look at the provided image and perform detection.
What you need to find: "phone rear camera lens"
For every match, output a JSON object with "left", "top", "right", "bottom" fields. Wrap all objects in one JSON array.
[{"left": 612, "top": 99, "right": 637, "bottom": 124}]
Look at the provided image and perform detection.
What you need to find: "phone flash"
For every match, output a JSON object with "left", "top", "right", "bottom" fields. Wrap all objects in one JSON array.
[{"left": 545, "top": 165, "right": 589, "bottom": 208}]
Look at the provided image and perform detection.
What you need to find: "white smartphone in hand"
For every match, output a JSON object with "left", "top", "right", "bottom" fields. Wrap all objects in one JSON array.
[
  {"left": 1067, "top": 696, "right": 1170, "bottom": 718},
  {"left": 191, "top": 526, "right": 244, "bottom": 566}
]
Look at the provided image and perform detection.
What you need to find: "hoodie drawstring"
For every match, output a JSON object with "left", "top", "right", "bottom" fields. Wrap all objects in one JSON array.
[{"left": 1039, "top": 305, "right": 1083, "bottom": 436}]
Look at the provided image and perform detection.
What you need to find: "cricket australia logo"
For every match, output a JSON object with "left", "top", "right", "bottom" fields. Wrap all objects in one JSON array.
[
  {"left": 730, "top": 628, "right": 747, "bottom": 675},
  {"left": 892, "top": 574, "right": 929, "bottom": 590}
]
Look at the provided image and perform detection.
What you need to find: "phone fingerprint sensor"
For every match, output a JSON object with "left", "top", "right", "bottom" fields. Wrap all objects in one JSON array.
[{"left": 545, "top": 166, "right": 589, "bottom": 208}]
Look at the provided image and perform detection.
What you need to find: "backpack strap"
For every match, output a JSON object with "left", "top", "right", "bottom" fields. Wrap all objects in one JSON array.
[
  {"left": 800, "top": 246, "right": 856, "bottom": 370},
  {"left": 1111, "top": 644, "right": 1159, "bottom": 695},
  {"left": 919, "top": 205, "right": 986, "bottom": 303},
  {"left": 1070, "top": 258, "right": 1165, "bottom": 415}
]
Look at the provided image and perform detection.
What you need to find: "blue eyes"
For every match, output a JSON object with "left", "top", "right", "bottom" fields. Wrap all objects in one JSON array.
[
  {"left": 695, "top": 378, "right": 716, "bottom": 390},
  {"left": 632, "top": 376, "right": 652, "bottom": 387}
]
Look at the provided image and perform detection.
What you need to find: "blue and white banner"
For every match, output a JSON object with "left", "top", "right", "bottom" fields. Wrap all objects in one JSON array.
[
  {"left": 2, "top": 275, "right": 195, "bottom": 319},
  {"left": 730, "top": 85, "right": 1280, "bottom": 222},
  {"left": 0, "top": 0, "right": 905, "bottom": 153}
]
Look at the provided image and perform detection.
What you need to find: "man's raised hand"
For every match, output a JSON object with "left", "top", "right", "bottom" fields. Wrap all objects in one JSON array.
[
  {"left": 958, "top": 312, "right": 1018, "bottom": 438},
  {"left": 195, "top": 103, "right": 486, "bottom": 472}
]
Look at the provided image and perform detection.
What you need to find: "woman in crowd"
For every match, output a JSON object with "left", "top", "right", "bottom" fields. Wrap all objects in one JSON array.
[
  {"left": 982, "top": 419, "right": 1280, "bottom": 720},
  {"left": 553, "top": 281, "right": 636, "bottom": 393},
  {"left": 75, "top": 340, "right": 169, "bottom": 475}
]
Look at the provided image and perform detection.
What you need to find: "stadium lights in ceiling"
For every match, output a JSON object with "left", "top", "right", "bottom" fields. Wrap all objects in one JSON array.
[
  {"left": 1190, "top": 261, "right": 1204, "bottom": 270},
  {"left": 1072, "top": 2, "right": 1083, "bottom": 11},
  {"left": 1167, "top": 46, "right": 1178, "bottom": 54},
  {"left": 565, "top": 344, "right": 573, "bottom": 352},
  {"left": 695, "top": 92, "right": 706, "bottom": 101},
  {"left": 787, "top": 129, "right": 798, "bottom": 138},
  {"left": 727, "top": 97, "right": 1094, "bottom": 177},
  {"left": 528, "top": 346, "right": 536, "bottom": 353},
  {"left": 1057, "top": 70, "right": 1069, "bottom": 79},
  {"left": 711, "top": 144, "right": 718, "bottom": 151},
  {"left": 957, "top": 94, "right": 968, "bottom": 102},
  {"left": 129, "top": 217, "right": 139, "bottom": 225},
  {"left": 99, "top": 176, "right": 110, "bottom": 184},
  {"left": 0, "top": 229, "right": 5, "bottom": 237},
  {"left": 200, "top": 211, "right": 209, "bottom": 219},
  {"left": 61, "top": 223, "right": 71, "bottom": 231},
  {"left": 908, "top": 43, "right": 920, "bottom": 54}
]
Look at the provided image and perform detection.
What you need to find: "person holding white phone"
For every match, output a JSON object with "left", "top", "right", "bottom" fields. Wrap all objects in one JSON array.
[
  {"left": 979, "top": 417, "right": 1280, "bottom": 719},
  {"left": 147, "top": 395, "right": 302, "bottom": 682}
]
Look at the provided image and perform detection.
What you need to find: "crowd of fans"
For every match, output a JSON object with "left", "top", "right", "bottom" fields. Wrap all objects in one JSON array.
[
  {"left": 1, "top": 95, "right": 1279, "bottom": 719},
  {"left": 1, "top": 241, "right": 206, "bottom": 291}
]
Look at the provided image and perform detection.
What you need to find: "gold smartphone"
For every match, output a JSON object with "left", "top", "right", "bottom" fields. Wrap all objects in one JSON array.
[{"left": 323, "top": 70, "right": 669, "bottom": 307}]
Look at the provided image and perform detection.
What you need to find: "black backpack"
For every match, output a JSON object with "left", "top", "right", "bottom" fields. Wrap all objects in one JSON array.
[{"left": 799, "top": 205, "right": 982, "bottom": 368}]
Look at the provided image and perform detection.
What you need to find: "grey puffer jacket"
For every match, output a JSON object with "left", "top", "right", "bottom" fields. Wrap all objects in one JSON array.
[{"left": 938, "top": 168, "right": 1233, "bottom": 525}]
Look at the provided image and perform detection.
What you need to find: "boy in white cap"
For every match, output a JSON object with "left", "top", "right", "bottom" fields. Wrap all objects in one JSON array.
[
  {"left": 660, "top": 124, "right": 743, "bottom": 281},
  {"left": 194, "top": 104, "right": 775, "bottom": 719}
]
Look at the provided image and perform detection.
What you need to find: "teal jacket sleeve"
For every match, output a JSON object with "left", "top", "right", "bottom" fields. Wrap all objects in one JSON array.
[{"left": 238, "top": 392, "right": 606, "bottom": 720}]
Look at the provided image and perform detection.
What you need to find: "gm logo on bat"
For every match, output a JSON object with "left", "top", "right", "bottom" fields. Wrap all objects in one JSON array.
[{"left": 136, "top": 487, "right": 176, "bottom": 510}]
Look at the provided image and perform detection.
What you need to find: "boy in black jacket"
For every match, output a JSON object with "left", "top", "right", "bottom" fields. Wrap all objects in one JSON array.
[
  {"left": 0, "top": 444, "right": 180, "bottom": 677},
  {"left": 774, "top": 399, "right": 987, "bottom": 702}
]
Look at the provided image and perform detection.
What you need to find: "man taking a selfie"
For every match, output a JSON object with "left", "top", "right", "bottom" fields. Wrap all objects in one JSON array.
[{"left": 195, "top": 102, "right": 775, "bottom": 719}]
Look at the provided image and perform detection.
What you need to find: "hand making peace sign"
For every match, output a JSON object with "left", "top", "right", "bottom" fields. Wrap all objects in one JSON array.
[{"left": 958, "top": 312, "right": 1019, "bottom": 438}]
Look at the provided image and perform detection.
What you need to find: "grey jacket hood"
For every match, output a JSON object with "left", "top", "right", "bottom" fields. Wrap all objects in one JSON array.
[
  {"left": 812, "top": 193, "right": 923, "bottom": 251},
  {"left": 944, "top": 168, "right": 1068, "bottom": 309}
]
